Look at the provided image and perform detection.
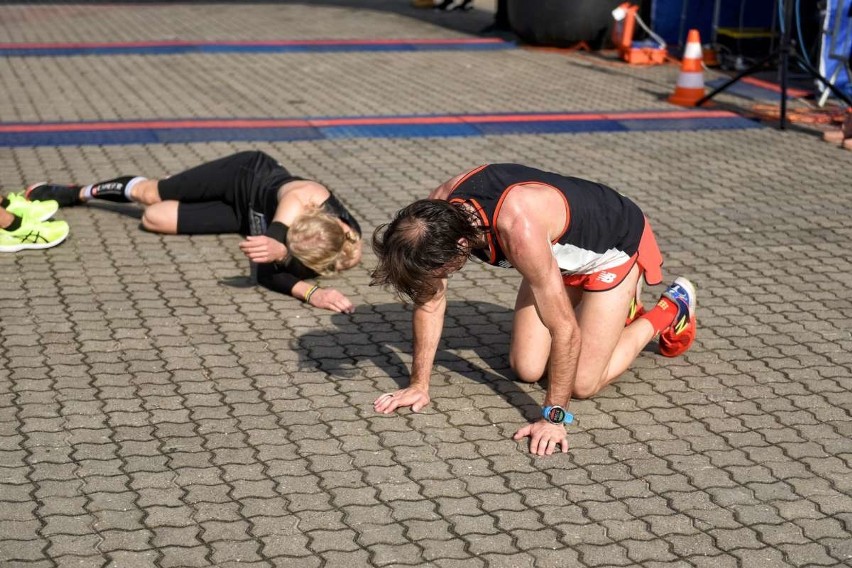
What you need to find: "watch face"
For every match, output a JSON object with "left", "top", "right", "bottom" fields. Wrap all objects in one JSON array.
[{"left": 546, "top": 406, "right": 566, "bottom": 423}]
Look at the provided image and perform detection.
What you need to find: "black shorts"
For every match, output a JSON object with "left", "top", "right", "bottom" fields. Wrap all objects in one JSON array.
[{"left": 157, "top": 151, "right": 301, "bottom": 235}]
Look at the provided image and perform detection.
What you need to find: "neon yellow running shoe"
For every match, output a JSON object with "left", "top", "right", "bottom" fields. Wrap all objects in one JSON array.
[
  {"left": 0, "top": 219, "right": 69, "bottom": 252},
  {"left": 5, "top": 192, "right": 59, "bottom": 222}
]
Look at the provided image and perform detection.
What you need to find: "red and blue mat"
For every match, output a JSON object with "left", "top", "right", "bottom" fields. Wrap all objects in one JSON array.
[
  {"left": 0, "top": 110, "right": 758, "bottom": 147},
  {"left": 0, "top": 38, "right": 760, "bottom": 146},
  {"left": 0, "top": 38, "right": 514, "bottom": 56}
]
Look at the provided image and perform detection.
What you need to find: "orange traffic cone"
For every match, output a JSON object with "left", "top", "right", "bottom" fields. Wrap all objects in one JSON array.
[{"left": 668, "top": 29, "right": 705, "bottom": 107}]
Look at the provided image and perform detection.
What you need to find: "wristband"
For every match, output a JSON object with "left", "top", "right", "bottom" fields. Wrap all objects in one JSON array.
[
  {"left": 304, "top": 284, "right": 319, "bottom": 304},
  {"left": 265, "top": 221, "right": 289, "bottom": 244}
]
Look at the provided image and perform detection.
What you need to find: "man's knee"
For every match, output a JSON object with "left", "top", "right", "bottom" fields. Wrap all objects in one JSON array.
[
  {"left": 572, "top": 374, "right": 606, "bottom": 400},
  {"left": 509, "top": 355, "right": 546, "bottom": 384},
  {"left": 571, "top": 382, "right": 597, "bottom": 400}
]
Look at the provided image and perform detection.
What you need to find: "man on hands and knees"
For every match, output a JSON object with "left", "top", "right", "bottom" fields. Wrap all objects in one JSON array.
[
  {"left": 370, "top": 163, "right": 696, "bottom": 456},
  {"left": 26, "top": 151, "right": 362, "bottom": 312}
]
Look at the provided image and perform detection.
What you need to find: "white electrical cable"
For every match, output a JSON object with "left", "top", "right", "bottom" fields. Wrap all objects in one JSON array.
[{"left": 635, "top": 12, "right": 667, "bottom": 49}]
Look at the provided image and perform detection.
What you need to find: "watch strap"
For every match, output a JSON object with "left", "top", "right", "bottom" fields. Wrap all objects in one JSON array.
[{"left": 542, "top": 405, "right": 574, "bottom": 425}]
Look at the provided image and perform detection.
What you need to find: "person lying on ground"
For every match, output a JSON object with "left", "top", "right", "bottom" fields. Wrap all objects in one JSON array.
[{"left": 27, "top": 151, "right": 361, "bottom": 312}]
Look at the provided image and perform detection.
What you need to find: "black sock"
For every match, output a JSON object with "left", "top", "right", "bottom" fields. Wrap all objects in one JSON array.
[
  {"left": 83, "top": 175, "right": 136, "bottom": 202},
  {"left": 3, "top": 214, "right": 23, "bottom": 232}
]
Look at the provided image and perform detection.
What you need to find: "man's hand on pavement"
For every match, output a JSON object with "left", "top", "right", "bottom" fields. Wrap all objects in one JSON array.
[
  {"left": 374, "top": 387, "right": 430, "bottom": 414},
  {"left": 513, "top": 420, "right": 569, "bottom": 455}
]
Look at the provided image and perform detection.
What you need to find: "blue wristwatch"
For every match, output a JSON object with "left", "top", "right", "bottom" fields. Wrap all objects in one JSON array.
[{"left": 542, "top": 405, "right": 574, "bottom": 425}]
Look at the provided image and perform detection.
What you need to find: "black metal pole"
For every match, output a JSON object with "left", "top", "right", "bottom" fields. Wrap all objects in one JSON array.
[
  {"left": 696, "top": 0, "right": 852, "bottom": 128},
  {"left": 779, "top": 0, "right": 791, "bottom": 129},
  {"left": 696, "top": 52, "right": 776, "bottom": 107}
]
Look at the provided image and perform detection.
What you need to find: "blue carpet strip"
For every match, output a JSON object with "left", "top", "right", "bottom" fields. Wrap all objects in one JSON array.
[
  {"left": 0, "top": 110, "right": 760, "bottom": 147},
  {"left": 0, "top": 38, "right": 515, "bottom": 57}
]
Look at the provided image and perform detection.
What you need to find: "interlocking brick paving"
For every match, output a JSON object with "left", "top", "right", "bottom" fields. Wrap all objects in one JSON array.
[{"left": 1, "top": 2, "right": 850, "bottom": 567}]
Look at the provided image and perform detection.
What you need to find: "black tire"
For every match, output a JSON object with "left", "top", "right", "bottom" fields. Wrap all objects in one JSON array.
[{"left": 506, "top": 0, "right": 623, "bottom": 49}]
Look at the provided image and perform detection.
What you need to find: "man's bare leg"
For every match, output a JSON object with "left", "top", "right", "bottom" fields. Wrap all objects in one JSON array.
[
  {"left": 508, "top": 279, "right": 582, "bottom": 383},
  {"left": 509, "top": 263, "right": 659, "bottom": 398},
  {"left": 572, "top": 264, "right": 658, "bottom": 398}
]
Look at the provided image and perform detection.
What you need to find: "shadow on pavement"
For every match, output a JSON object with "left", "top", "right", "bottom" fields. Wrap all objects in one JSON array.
[
  {"left": 296, "top": 300, "right": 543, "bottom": 419},
  {"left": 87, "top": 201, "right": 143, "bottom": 219}
]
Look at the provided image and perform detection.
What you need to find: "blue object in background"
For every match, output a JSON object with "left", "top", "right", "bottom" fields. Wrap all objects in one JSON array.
[
  {"left": 651, "top": 0, "right": 776, "bottom": 47},
  {"left": 819, "top": 0, "right": 852, "bottom": 98}
]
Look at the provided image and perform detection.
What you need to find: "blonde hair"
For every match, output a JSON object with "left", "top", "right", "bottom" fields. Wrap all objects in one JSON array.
[{"left": 287, "top": 207, "right": 362, "bottom": 276}]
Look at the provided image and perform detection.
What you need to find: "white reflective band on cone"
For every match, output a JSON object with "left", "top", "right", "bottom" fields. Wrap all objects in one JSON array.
[
  {"left": 677, "top": 72, "right": 704, "bottom": 88},
  {"left": 684, "top": 43, "right": 703, "bottom": 59}
]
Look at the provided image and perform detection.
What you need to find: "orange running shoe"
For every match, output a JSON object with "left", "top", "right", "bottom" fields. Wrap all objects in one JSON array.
[{"left": 658, "top": 277, "right": 696, "bottom": 357}]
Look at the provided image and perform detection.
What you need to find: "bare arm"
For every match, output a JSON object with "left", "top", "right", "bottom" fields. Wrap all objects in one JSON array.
[
  {"left": 500, "top": 198, "right": 581, "bottom": 455},
  {"left": 239, "top": 181, "right": 329, "bottom": 264},
  {"left": 374, "top": 278, "right": 448, "bottom": 414},
  {"left": 374, "top": 166, "right": 480, "bottom": 413},
  {"left": 508, "top": 233, "right": 581, "bottom": 407}
]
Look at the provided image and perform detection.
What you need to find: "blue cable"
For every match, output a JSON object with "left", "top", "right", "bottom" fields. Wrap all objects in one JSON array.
[{"left": 795, "top": 0, "right": 813, "bottom": 67}]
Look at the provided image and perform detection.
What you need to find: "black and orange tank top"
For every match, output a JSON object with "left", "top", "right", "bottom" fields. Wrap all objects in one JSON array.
[{"left": 448, "top": 163, "right": 645, "bottom": 275}]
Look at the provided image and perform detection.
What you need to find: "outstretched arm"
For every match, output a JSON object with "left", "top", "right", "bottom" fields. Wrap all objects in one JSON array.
[
  {"left": 256, "top": 266, "right": 355, "bottom": 313},
  {"left": 374, "top": 278, "right": 448, "bottom": 414}
]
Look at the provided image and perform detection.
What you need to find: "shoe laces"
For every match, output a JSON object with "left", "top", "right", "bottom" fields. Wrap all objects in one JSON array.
[{"left": 14, "top": 227, "right": 49, "bottom": 244}]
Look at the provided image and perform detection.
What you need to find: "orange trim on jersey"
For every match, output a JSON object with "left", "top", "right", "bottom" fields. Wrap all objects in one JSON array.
[
  {"left": 492, "top": 183, "right": 520, "bottom": 257},
  {"left": 491, "top": 182, "right": 570, "bottom": 255},
  {"left": 449, "top": 195, "right": 496, "bottom": 263},
  {"left": 553, "top": 188, "right": 570, "bottom": 242},
  {"left": 448, "top": 164, "right": 488, "bottom": 193},
  {"left": 469, "top": 198, "right": 497, "bottom": 264}
]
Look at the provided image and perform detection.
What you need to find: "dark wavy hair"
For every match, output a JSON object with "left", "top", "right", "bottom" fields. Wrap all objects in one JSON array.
[{"left": 371, "top": 199, "right": 484, "bottom": 304}]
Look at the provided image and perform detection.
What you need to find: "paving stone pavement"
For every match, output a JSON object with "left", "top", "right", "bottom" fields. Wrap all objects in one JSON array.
[{"left": 1, "top": 2, "right": 851, "bottom": 567}]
